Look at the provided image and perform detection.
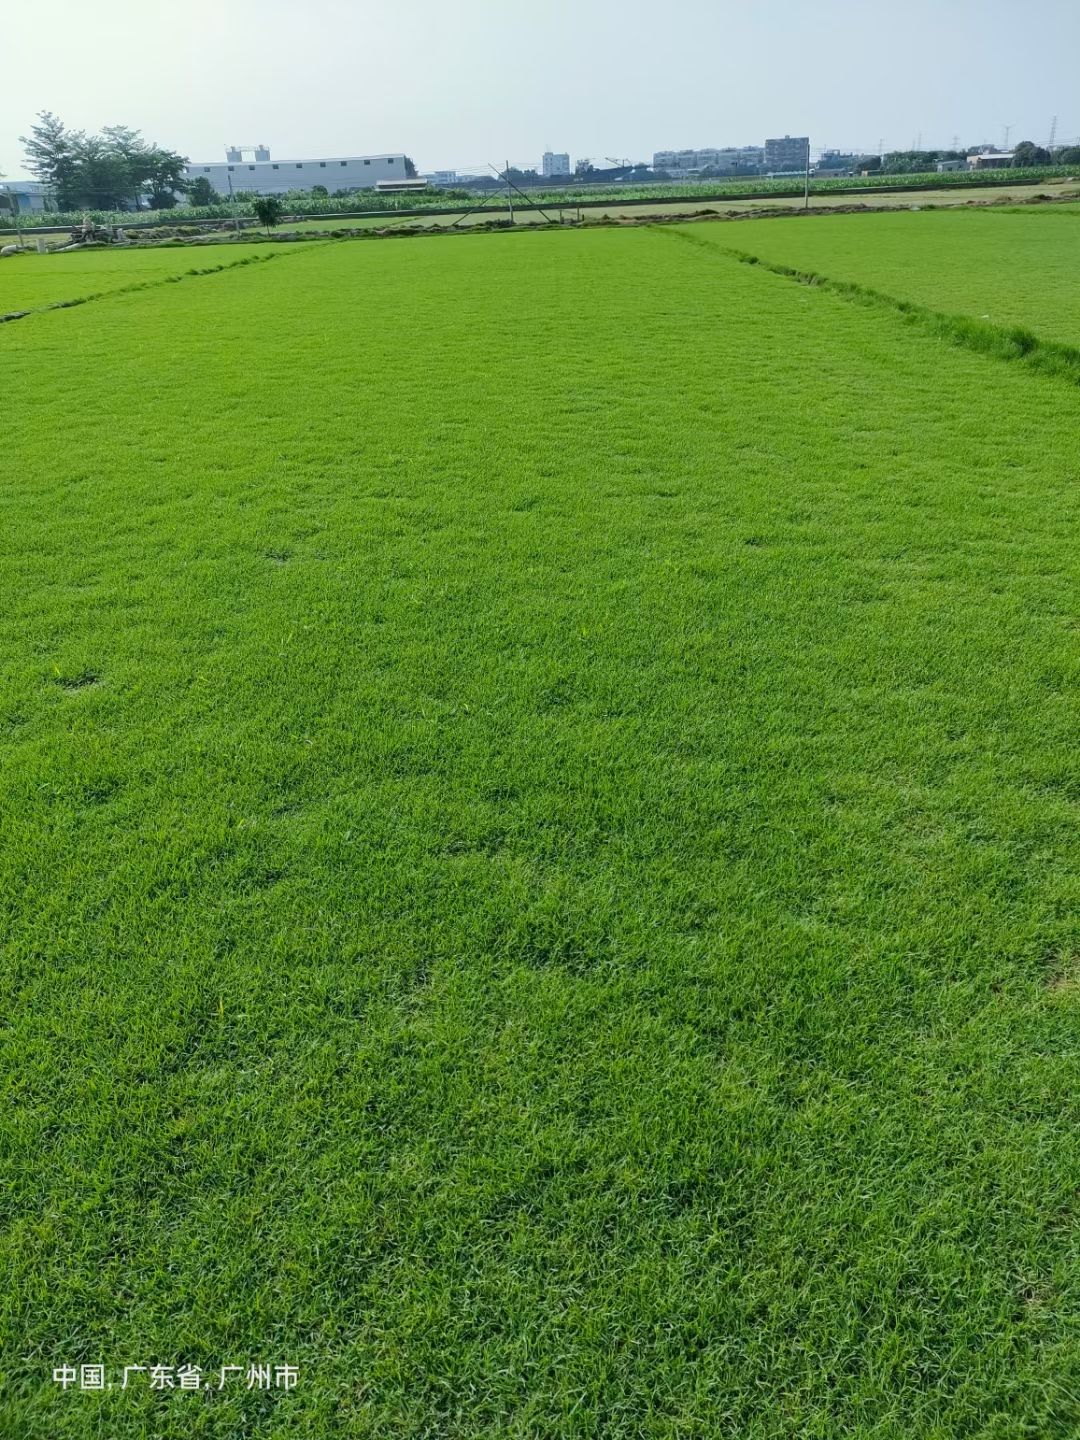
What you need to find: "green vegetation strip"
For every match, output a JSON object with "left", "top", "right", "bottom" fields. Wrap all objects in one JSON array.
[
  {"left": 662, "top": 224, "right": 1080, "bottom": 388},
  {"left": 6, "top": 166, "right": 1074, "bottom": 231}
]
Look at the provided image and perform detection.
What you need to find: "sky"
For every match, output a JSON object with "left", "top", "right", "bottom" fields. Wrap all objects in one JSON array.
[{"left": 3, "top": 0, "right": 1078, "bottom": 178}]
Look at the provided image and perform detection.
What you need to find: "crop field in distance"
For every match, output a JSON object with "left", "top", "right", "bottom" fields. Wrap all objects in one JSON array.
[
  {"left": 278, "top": 180, "right": 1080, "bottom": 233},
  {"left": 3, "top": 212, "right": 1080, "bottom": 1438},
  {"left": 4, "top": 163, "right": 1077, "bottom": 233}
]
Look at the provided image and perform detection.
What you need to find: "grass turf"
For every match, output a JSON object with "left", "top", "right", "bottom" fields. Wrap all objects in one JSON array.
[
  {"left": 0, "top": 242, "right": 315, "bottom": 314},
  {"left": 2, "top": 225, "right": 1080, "bottom": 1438},
  {"left": 677, "top": 206, "right": 1080, "bottom": 348}
]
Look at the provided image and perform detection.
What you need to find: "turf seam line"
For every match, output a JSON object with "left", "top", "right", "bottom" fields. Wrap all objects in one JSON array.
[
  {"left": 0, "top": 243, "right": 326, "bottom": 326},
  {"left": 655, "top": 224, "right": 1080, "bottom": 389}
]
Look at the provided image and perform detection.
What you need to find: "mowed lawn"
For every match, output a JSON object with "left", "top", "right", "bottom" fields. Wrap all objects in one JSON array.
[
  {"left": 2, "top": 227, "right": 1080, "bottom": 1439},
  {"left": 0, "top": 241, "right": 315, "bottom": 313},
  {"left": 680, "top": 206, "right": 1080, "bottom": 348}
]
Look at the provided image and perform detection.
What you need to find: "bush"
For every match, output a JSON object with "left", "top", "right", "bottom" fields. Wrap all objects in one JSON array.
[
  {"left": 186, "top": 177, "right": 220, "bottom": 207},
  {"left": 253, "top": 195, "right": 284, "bottom": 231}
]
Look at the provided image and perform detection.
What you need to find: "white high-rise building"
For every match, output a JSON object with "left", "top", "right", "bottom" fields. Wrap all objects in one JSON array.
[{"left": 542, "top": 151, "right": 571, "bottom": 178}]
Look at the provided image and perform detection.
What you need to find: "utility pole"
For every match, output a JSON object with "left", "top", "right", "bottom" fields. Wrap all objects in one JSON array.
[
  {"left": 1048, "top": 116, "right": 1058, "bottom": 150},
  {"left": 804, "top": 137, "right": 811, "bottom": 210},
  {"left": 2, "top": 186, "right": 24, "bottom": 247},
  {"left": 226, "top": 173, "right": 241, "bottom": 234},
  {"left": 505, "top": 160, "right": 514, "bottom": 224}
]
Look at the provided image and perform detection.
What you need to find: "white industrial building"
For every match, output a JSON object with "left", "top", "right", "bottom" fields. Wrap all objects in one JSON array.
[
  {"left": 183, "top": 146, "right": 408, "bottom": 196},
  {"left": 542, "top": 151, "right": 571, "bottom": 178},
  {"left": 967, "top": 151, "right": 1015, "bottom": 171}
]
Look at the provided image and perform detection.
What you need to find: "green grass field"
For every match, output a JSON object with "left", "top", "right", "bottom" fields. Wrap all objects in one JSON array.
[
  {"left": 3, "top": 218, "right": 1080, "bottom": 1438},
  {"left": 0, "top": 242, "right": 317, "bottom": 314},
  {"left": 683, "top": 206, "right": 1080, "bottom": 347}
]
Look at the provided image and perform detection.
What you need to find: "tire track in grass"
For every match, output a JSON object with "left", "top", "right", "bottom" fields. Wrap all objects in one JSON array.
[
  {"left": 657, "top": 223, "right": 1080, "bottom": 389},
  {"left": 0, "top": 241, "right": 328, "bottom": 327}
]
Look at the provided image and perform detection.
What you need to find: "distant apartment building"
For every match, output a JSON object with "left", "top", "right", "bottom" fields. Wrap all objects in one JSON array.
[
  {"left": 764, "top": 135, "right": 810, "bottom": 172},
  {"left": 183, "top": 146, "right": 407, "bottom": 196},
  {"left": 652, "top": 146, "right": 764, "bottom": 175},
  {"left": 814, "top": 150, "right": 857, "bottom": 175},
  {"left": 542, "top": 151, "right": 571, "bottom": 178}
]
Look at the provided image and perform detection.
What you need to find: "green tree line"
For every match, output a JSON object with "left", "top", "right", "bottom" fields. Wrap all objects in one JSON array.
[
  {"left": 20, "top": 112, "right": 188, "bottom": 210},
  {"left": 873, "top": 142, "right": 1080, "bottom": 174}
]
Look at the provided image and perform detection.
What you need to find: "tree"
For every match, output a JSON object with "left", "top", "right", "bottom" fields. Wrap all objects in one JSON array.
[
  {"left": 21, "top": 113, "right": 189, "bottom": 211},
  {"left": 310, "top": 184, "right": 328, "bottom": 197},
  {"left": 1012, "top": 141, "right": 1051, "bottom": 167},
  {"left": 20, "top": 111, "right": 81, "bottom": 208},
  {"left": 858, "top": 154, "right": 882, "bottom": 173},
  {"left": 186, "top": 175, "right": 220, "bottom": 206},
  {"left": 881, "top": 150, "right": 963, "bottom": 175},
  {"left": 70, "top": 133, "right": 132, "bottom": 208},
  {"left": 1058, "top": 146, "right": 1080, "bottom": 167},
  {"left": 404, "top": 156, "right": 417, "bottom": 178},
  {"left": 101, "top": 125, "right": 152, "bottom": 205},
  {"left": 143, "top": 146, "right": 187, "bottom": 208},
  {"left": 254, "top": 194, "right": 284, "bottom": 232}
]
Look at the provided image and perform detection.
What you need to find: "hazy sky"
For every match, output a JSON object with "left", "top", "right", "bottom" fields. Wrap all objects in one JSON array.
[{"left": 4, "top": 0, "right": 1078, "bottom": 177}]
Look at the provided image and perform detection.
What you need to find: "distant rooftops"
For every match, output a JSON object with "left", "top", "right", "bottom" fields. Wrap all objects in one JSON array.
[{"left": 188, "top": 152, "right": 404, "bottom": 168}]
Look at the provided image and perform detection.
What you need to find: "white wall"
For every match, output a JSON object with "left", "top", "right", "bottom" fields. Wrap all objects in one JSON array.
[
  {"left": 5, "top": 183, "right": 50, "bottom": 212},
  {"left": 184, "top": 154, "right": 407, "bottom": 196}
]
